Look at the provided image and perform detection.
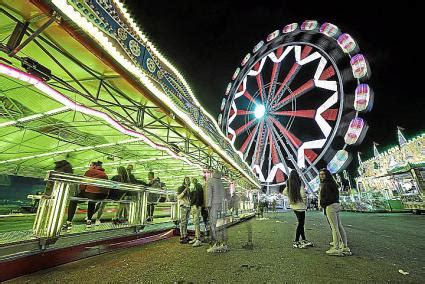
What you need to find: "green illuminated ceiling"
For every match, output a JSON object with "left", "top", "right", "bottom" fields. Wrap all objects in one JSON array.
[{"left": 0, "top": 2, "right": 255, "bottom": 189}]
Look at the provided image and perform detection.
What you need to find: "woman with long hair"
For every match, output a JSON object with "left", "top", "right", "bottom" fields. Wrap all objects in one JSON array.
[
  {"left": 283, "top": 171, "right": 313, "bottom": 248},
  {"left": 319, "top": 168, "right": 351, "bottom": 256}
]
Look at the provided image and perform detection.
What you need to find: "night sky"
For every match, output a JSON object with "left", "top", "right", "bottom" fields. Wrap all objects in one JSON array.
[{"left": 125, "top": 0, "right": 423, "bottom": 167}]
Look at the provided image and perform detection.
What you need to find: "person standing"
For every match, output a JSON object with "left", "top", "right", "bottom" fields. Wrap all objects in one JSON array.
[
  {"left": 231, "top": 192, "right": 241, "bottom": 217},
  {"left": 283, "top": 171, "right": 314, "bottom": 248},
  {"left": 319, "top": 168, "right": 352, "bottom": 256},
  {"left": 177, "top": 177, "right": 191, "bottom": 244},
  {"left": 189, "top": 177, "right": 203, "bottom": 247},
  {"left": 206, "top": 170, "right": 228, "bottom": 253},
  {"left": 140, "top": 172, "right": 161, "bottom": 222},
  {"left": 200, "top": 174, "right": 210, "bottom": 243}
]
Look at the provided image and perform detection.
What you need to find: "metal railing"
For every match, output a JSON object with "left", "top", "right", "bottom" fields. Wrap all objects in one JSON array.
[{"left": 31, "top": 171, "right": 178, "bottom": 241}]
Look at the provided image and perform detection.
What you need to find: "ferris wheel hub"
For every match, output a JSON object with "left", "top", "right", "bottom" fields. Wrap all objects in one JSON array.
[{"left": 254, "top": 104, "right": 266, "bottom": 119}]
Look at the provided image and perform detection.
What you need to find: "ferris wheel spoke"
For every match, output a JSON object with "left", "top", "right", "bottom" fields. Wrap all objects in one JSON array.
[
  {"left": 268, "top": 116, "right": 302, "bottom": 148},
  {"left": 236, "top": 109, "right": 255, "bottom": 115},
  {"left": 267, "top": 53, "right": 283, "bottom": 103},
  {"left": 243, "top": 90, "right": 256, "bottom": 103},
  {"left": 240, "top": 123, "right": 260, "bottom": 154},
  {"left": 268, "top": 123, "right": 292, "bottom": 177},
  {"left": 259, "top": 128, "right": 270, "bottom": 170},
  {"left": 268, "top": 128, "right": 285, "bottom": 182},
  {"left": 252, "top": 121, "right": 265, "bottom": 165},
  {"left": 271, "top": 109, "right": 316, "bottom": 118},
  {"left": 234, "top": 118, "right": 257, "bottom": 136},
  {"left": 271, "top": 64, "right": 300, "bottom": 105},
  {"left": 243, "top": 123, "right": 262, "bottom": 161},
  {"left": 256, "top": 73, "right": 266, "bottom": 103},
  {"left": 267, "top": 63, "right": 280, "bottom": 103},
  {"left": 273, "top": 79, "right": 315, "bottom": 110},
  {"left": 270, "top": 45, "right": 314, "bottom": 106}
]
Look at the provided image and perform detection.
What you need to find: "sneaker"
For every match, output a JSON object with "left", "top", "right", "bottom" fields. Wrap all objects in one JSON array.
[
  {"left": 201, "top": 236, "right": 210, "bottom": 244},
  {"left": 301, "top": 240, "right": 314, "bottom": 247},
  {"left": 86, "top": 220, "right": 92, "bottom": 229},
  {"left": 341, "top": 247, "right": 353, "bottom": 256},
  {"left": 192, "top": 240, "right": 202, "bottom": 247},
  {"left": 207, "top": 243, "right": 219, "bottom": 253},
  {"left": 61, "top": 221, "right": 72, "bottom": 231},
  {"left": 218, "top": 244, "right": 229, "bottom": 252},
  {"left": 180, "top": 237, "right": 189, "bottom": 244},
  {"left": 95, "top": 219, "right": 101, "bottom": 226},
  {"left": 326, "top": 247, "right": 343, "bottom": 256},
  {"left": 293, "top": 241, "right": 301, "bottom": 248},
  {"left": 189, "top": 238, "right": 197, "bottom": 244}
]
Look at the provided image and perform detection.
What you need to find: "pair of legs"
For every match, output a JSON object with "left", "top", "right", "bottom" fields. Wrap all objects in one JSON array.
[
  {"left": 147, "top": 203, "right": 155, "bottom": 221},
  {"left": 325, "top": 203, "right": 348, "bottom": 249},
  {"left": 95, "top": 191, "right": 128, "bottom": 222},
  {"left": 293, "top": 210, "right": 306, "bottom": 242},
  {"left": 209, "top": 203, "right": 227, "bottom": 244},
  {"left": 201, "top": 207, "right": 209, "bottom": 237},
  {"left": 190, "top": 206, "right": 201, "bottom": 240},
  {"left": 179, "top": 206, "right": 191, "bottom": 239},
  {"left": 257, "top": 204, "right": 264, "bottom": 218},
  {"left": 67, "top": 192, "right": 106, "bottom": 222}
]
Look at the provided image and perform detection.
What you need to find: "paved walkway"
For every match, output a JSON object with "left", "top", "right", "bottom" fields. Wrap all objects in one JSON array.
[{"left": 8, "top": 211, "right": 425, "bottom": 283}]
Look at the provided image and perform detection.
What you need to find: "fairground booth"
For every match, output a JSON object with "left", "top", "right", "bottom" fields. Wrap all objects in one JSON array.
[{"left": 343, "top": 131, "right": 424, "bottom": 213}]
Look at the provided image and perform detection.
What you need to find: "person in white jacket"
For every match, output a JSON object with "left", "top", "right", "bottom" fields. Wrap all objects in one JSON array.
[
  {"left": 206, "top": 170, "right": 228, "bottom": 253},
  {"left": 283, "top": 170, "right": 314, "bottom": 249}
]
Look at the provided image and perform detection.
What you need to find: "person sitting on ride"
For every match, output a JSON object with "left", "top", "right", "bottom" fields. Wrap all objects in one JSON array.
[
  {"left": 62, "top": 161, "right": 108, "bottom": 230},
  {"left": 95, "top": 166, "right": 129, "bottom": 226}
]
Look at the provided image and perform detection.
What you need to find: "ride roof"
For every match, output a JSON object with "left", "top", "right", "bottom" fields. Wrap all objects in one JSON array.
[{"left": 0, "top": 0, "right": 260, "bottom": 189}]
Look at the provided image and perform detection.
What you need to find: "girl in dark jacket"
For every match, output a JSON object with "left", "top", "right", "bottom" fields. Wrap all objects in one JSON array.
[
  {"left": 96, "top": 166, "right": 129, "bottom": 225},
  {"left": 319, "top": 169, "right": 351, "bottom": 256}
]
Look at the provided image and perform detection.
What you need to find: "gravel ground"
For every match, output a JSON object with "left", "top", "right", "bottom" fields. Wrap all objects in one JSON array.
[{"left": 8, "top": 211, "right": 425, "bottom": 283}]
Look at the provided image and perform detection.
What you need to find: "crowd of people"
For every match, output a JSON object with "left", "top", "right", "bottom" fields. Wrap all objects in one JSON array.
[
  {"left": 51, "top": 160, "right": 164, "bottom": 231},
  {"left": 47, "top": 160, "right": 232, "bottom": 253},
  {"left": 47, "top": 159, "right": 351, "bottom": 256},
  {"left": 177, "top": 170, "right": 230, "bottom": 253}
]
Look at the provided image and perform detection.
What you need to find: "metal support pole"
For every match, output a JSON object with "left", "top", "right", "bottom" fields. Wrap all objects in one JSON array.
[
  {"left": 33, "top": 181, "right": 70, "bottom": 241},
  {"left": 9, "top": 12, "right": 58, "bottom": 56}
]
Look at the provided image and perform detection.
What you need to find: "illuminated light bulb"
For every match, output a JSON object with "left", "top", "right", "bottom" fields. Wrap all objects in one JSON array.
[{"left": 254, "top": 104, "right": 265, "bottom": 119}]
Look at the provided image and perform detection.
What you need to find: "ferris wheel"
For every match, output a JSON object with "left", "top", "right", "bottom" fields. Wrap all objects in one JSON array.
[{"left": 218, "top": 20, "right": 374, "bottom": 190}]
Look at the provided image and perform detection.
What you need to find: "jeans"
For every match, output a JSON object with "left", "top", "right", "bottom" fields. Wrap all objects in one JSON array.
[
  {"left": 325, "top": 203, "right": 348, "bottom": 249},
  {"left": 147, "top": 203, "right": 155, "bottom": 220},
  {"left": 209, "top": 203, "right": 227, "bottom": 244},
  {"left": 293, "top": 210, "right": 306, "bottom": 241},
  {"left": 191, "top": 206, "right": 201, "bottom": 240},
  {"left": 201, "top": 207, "right": 209, "bottom": 236},
  {"left": 179, "top": 206, "right": 191, "bottom": 238}
]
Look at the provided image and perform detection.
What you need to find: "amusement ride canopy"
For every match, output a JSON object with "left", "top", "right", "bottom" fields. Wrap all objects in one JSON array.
[{"left": 0, "top": 0, "right": 260, "bottom": 189}]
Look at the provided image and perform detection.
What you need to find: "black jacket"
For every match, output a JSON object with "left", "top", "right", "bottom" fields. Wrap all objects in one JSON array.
[
  {"left": 319, "top": 182, "right": 339, "bottom": 208},
  {"left": 190, "top": 182, "right": 204, "bottom": 207}
]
